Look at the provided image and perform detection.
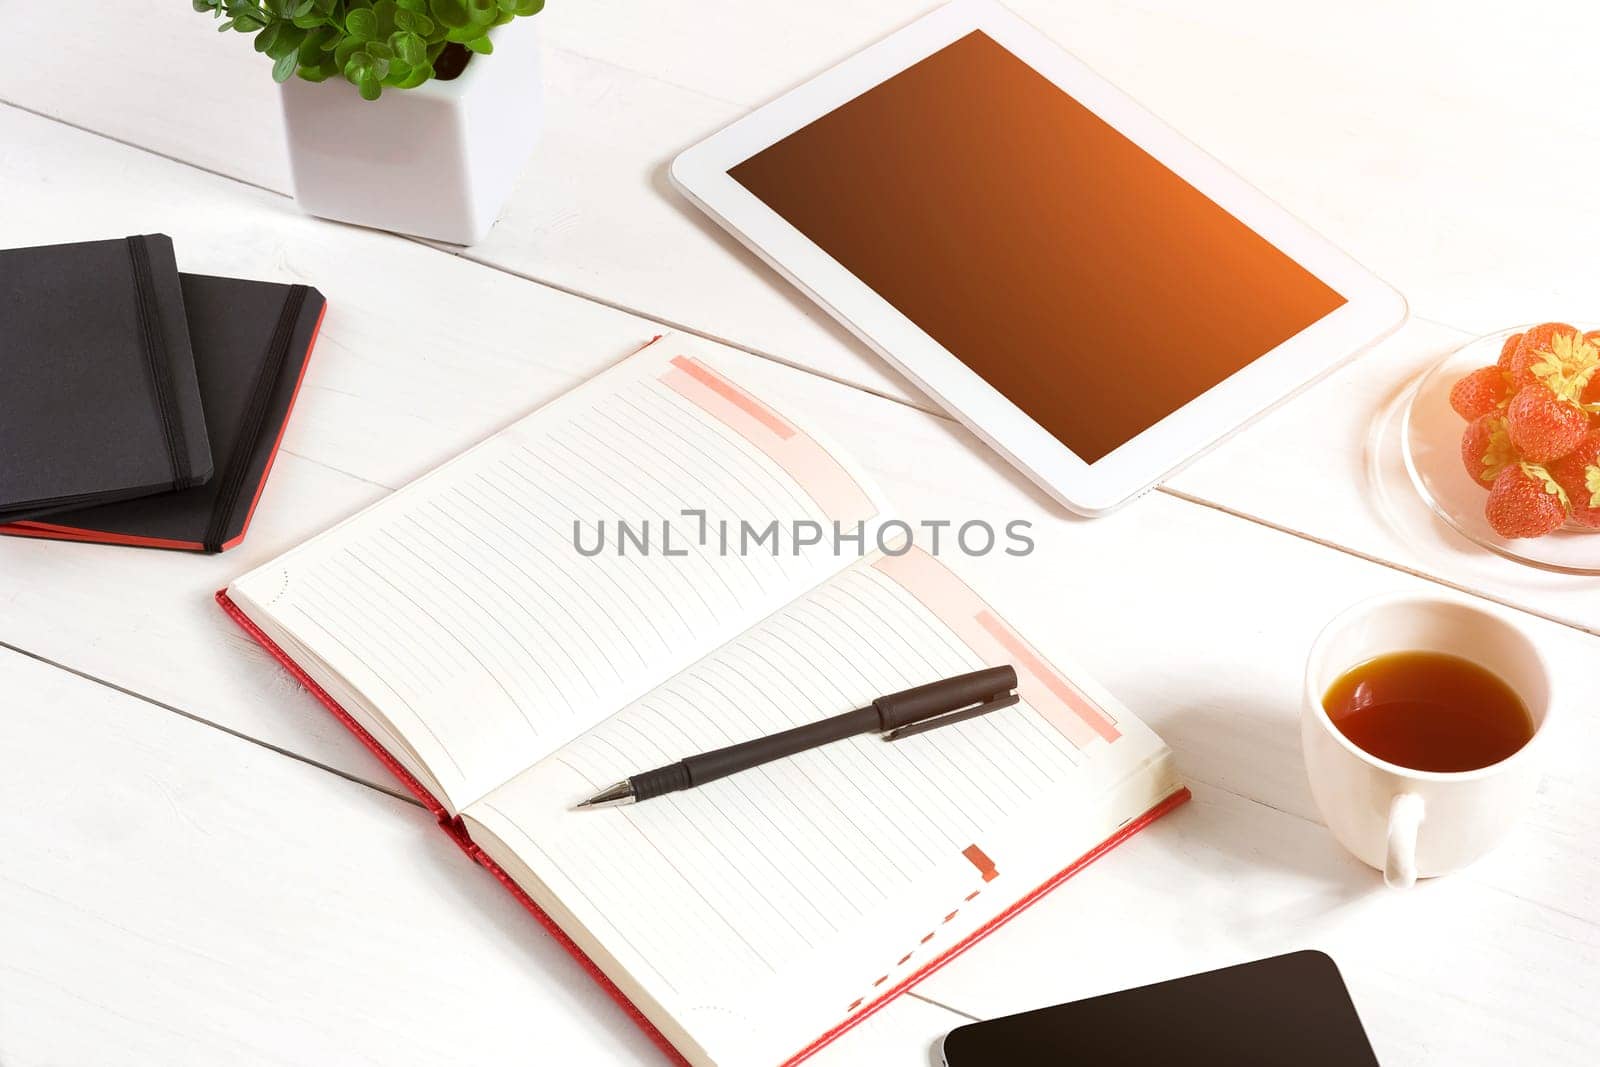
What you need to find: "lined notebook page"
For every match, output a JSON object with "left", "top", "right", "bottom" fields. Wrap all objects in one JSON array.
[
  {"left": 229, "top": 338, "right": 886, "bottom": 809},
  {"left": 464, "top": 549, "right": 1174, "bottom": 1065}
]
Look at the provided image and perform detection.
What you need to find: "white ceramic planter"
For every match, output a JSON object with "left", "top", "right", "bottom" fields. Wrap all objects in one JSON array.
[{"left": 279, "top": 17, "right": 542, "bottom": 245}]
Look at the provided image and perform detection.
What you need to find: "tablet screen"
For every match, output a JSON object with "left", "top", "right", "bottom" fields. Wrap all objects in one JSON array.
[{"left": 730, "top": 30, "right": 1346, "bottom": 464}]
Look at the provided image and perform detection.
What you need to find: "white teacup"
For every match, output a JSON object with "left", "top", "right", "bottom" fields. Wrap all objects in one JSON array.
[{"left": 1302, "top": 593, "right": 1552, "bottom": 888}]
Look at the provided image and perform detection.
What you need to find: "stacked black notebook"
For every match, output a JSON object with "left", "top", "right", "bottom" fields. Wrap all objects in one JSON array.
[{"left": 0, "top": 235, "right": 325, "bottom": 552}]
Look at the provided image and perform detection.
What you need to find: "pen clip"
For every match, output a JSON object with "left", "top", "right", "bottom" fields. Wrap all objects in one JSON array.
[{"left": 882, "top": 692, "right": 1019, "bottom": 741}]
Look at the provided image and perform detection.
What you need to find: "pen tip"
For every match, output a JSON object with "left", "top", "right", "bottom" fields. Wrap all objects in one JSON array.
[{"left": 576, "top": 781, "right": 635, "bottom": 809}]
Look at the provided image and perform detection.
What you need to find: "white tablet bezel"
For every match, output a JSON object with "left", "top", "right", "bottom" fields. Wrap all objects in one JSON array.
[{"left": 671, "top": 0, "right": 1407, "bottom": 515}]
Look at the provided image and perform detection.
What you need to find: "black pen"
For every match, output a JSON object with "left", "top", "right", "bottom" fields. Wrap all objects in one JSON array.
[{"left": 577, "top": 665, "right": 1019, "bottom": 808}]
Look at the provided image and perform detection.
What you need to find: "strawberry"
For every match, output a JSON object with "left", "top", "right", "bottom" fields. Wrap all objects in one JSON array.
[
  {"left": 1510, "top": 324, "right": 1598, "bottom": 399},
  {"left": 1460, "top": 413, "right": 1516, "bottom": 489},
  {"left": 1485, "top": 462, "right": 1570, "bottom": 539},
  {"left": 1549, "top": 430, "right": 1600, "bottom": 529},
  {"left": 1505, "top": 387, "right": 1589, "bottom": 462},
  {"left": 1497, "top": 330, "right": 1525, "bottom": 372},
  {"left": 1507, "top": 323, "right": 1574, "bottom": 384},
  {"left": 1585, "top": 331, "right": 1600, "bottom": 407},
  {"left": 1448, "top": 366, "right": 1507, "bottom": 420}
]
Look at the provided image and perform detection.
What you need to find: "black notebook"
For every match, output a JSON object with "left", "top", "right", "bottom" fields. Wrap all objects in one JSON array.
[
  {"left": 0, "top": 234, "right": 212, "bottom": 522},
  {"left": 2, "top": 274, "right": 326, "bottom": 552}
]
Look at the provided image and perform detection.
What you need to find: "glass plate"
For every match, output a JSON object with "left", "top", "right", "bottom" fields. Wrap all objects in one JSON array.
[{"left": 1401, "top": 325, "right": 1600, "bottom": 574}]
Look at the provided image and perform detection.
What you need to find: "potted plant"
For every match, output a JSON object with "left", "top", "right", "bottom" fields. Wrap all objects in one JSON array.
[{"left": 193, "top": 0, "right": 546, "bottom": 244}]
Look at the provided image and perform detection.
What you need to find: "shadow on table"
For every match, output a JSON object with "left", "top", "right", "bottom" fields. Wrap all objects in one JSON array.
[{"left": 1158, "top": 699, "right": 1386, "bottom": 934}]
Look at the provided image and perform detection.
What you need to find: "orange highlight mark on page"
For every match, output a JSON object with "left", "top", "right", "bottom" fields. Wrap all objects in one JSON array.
[
  {"left": 660, "top": 354, "right": 876, "bottom": 525},
  {"left": 872, "top": 549, "right": 1119, "bottom": 747},
  {"left": 976, "top": 610, "right": 1120, "bottom": 743},
  {"left": 669, "top": 355, "right": 794, "bottom": 438},
  {"left": 962, "top": 845, "right": 999, "bottom": 882}
]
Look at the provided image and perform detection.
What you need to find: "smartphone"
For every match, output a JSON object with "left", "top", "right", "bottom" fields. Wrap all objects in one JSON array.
[{"left": 939, "top": 951, "right": 1378, "bottom": 1066}]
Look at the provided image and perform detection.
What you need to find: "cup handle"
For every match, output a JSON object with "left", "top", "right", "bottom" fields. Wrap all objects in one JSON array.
[{"left": 1385, "top": 793, "right": 1426, "bottom": 888}]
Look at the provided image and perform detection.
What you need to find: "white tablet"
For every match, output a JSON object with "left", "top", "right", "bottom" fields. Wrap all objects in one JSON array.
[{"left": 671, "top": 0, "right": 1407, "bottom": 515}]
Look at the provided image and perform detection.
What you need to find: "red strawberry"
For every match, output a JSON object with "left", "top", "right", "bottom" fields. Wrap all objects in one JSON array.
[
  {"left": 1505, "top": 387, "right": 1589, "bottom": 462},
  {"left": 1549, "top": 431, "right": 1600, "bottom": 529},
  {"left": 1511, "top": 323, "right": 1599, "bottom": 400},
  {"left": 1460, "top": 413, "right": 1515, "bottom": 489},
  {"left": 1485, "top": 462, "right": 1570, "bottom": 539},
  {"left": 1585, "top": 331, "right": 1600, "bottom": 406},
  {"left": 1509, "top": 322, "right": 1581, "bottom": 391},
  {"left": 1448, "top": 366, "right": 1507, "bottom": 420},
  {"left": 1497, "top": 330, "right": 1525, "bottom": 372}
]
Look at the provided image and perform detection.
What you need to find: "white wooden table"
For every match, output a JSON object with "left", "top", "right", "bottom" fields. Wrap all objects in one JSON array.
[{"left": 3, "top": 3, "right": 1598, "bottom": 1064}]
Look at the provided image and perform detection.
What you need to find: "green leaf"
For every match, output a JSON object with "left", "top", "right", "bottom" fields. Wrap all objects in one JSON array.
[
  {"left": 358, "top": 72, "right": 383, "bottom": 100},
  {"left": 271, "top": 51, "right": 298, "bottom": 82},
  {"left": 344, "top": 48, "right": 391, "bottom": 83},
  {"left": 345, "top": 7, "right": 378, "bottom": 39},
  {"left": 271, "top": 25, "right": 308, "bottom": 59},
  {"left": 392, "top": 31, "right": 427, "bottom": 66},
  {"left": 299, "top": 27, "right": 333, "bottom": 63},
  {"left": 463, "top": 35, "right": 493, "bottom": 54},
  {"left": 394, "top": 65, "right": 433, "bottom": 88},
  {"left": 334, "top": 37, "right": 365, "bottom": 67},
  {"left": 430, "top": 0, "right": 470, "bottom": 29},
  {"left": 372, "top": 0, "right": 400, "bottom": 34},
  {"left": 394, "top": 10, "right": 435, "bottom": 34},
  {"left": 254, "top": 22, "right": 281, "bottom": 52}
]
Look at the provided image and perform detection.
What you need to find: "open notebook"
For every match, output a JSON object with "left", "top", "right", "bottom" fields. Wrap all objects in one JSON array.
[{"left": 219, "top": 335, "right": 1187, "bottom": 1066}]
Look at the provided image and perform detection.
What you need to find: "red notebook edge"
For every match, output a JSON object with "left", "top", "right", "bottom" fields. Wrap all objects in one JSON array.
[
  {"left": 0, "top": 300, "right": 328, "bottom": 553},
  {"left": 215, "top": 587, "right": 1190, "bottom": 1067},
  {"left": 214, "top": 588, "right": 692, "bottom": 1067}
]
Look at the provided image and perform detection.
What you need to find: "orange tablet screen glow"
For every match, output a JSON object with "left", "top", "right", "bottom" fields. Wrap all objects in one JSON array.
[{"left": 730, "top": 31, "right": 1346, "bottom": 463}]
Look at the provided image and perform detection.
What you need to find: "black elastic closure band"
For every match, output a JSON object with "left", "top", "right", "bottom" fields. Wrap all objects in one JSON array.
[
  {"left": 201, "top": 284, "right": 308, "bottom": 553},
  {"left": 127, "top": 235, "right": 191, "bottom": 490}
]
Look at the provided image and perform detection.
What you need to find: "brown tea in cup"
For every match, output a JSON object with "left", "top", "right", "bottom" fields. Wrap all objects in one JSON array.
[{"left": 1321, "top": 650, "right": 1534, "bottom": 773}]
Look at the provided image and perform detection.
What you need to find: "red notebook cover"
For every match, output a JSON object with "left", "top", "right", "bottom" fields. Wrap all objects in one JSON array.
[{"left": 217, "top": 588, "right": 1189, "bottom": 1066}]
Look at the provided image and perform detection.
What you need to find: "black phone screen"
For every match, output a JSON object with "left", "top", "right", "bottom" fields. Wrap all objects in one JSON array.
[{"left": 940, "top": 951, "right": 1379, "bottom": 1066}]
